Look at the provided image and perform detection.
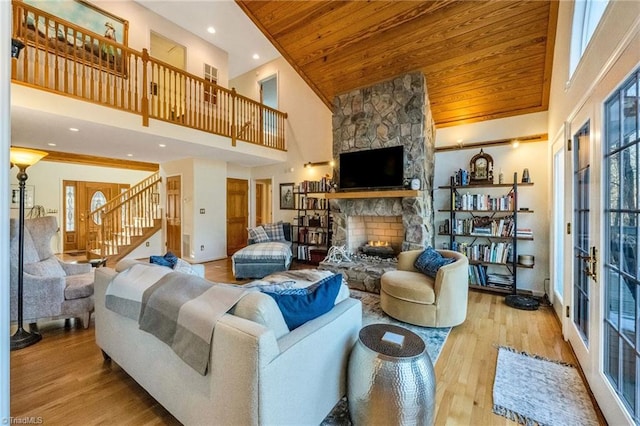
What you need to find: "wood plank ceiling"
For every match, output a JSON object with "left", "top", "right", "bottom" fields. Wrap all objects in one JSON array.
[{"left": 236, "top": 0, "right": 559, "bottom": 128}]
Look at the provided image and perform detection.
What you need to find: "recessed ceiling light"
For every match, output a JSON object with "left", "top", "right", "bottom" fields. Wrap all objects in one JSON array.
[
  {"left": 69, "top": 127, "right": 79, "bottom": 132},
  {"left": 127, "top": 154, "right": 133, "bottom": 157},
  {"left": 47, "top": 143, "right": 56, "bottom": 146},
  {"left": 207, "top": 26, "right": 216, "bottom": 34},
  {"left": 159, "top": 143, "right": 166, "bottom": 148},
  {"left": 252, "top": 53, "right": 260, "bottom": 60}
]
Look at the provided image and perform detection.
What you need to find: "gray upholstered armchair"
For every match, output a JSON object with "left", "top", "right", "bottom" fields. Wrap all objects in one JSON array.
[{"left": 10, "top": 216, "right": 95, "bottom": 329}]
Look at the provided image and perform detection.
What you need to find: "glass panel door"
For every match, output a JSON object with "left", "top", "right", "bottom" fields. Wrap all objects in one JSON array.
[
  {"left": 604, "top": 68, "right": 640, "bottom": 421},
  {"left": 574, "top": 121, "right": 592, "bottom": 343}
]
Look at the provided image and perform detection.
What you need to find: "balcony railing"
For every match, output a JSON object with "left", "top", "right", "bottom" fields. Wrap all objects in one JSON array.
[{"left": 11, "top": 1, "right": 287, "bottom": 151}]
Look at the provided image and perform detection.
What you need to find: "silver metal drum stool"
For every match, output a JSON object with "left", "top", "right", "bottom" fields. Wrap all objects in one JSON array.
[{"left": 348, "top": 323, "right": 436, "bottom": 426}]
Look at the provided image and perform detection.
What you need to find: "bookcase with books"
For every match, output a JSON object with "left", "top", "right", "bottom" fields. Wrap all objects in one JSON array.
[
  {"left": 293, "top": 179, "right": 332, "bottom": 265},
  {"left": 438, "top": 173, "right": 534, "bottom": 294}
]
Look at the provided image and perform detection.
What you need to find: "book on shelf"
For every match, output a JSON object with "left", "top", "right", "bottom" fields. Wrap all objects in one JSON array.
[
  {"left": 299, "top": 178, "right": 331, "bottom": 193},
  {"left": 451, "top": 241, "right": 512, "bottom": 264},
  {"left": 452, "top": 215, "right": 514, "bottom": 237},
  {"left": 516, "top": 228, "right": 533, "bottom": 238},
  {"left": 453, "top": 192, "right": 514, "bottom": 211}
]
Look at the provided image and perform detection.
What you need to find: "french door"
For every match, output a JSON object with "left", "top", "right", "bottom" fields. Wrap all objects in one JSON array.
[{"left": 602, "top": 69, "right": 640, "bottom": 423}]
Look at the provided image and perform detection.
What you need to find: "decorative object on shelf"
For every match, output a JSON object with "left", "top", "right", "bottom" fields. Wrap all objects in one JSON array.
[
  {"left": 498, "top": 169, "right": 504, "bottom": 184},
  {"left": 522, "top": 168, "right": 531, "bottom": 183},
  {"left": 410, "top": 178, "right": 421, "bottom": 190},
  {"left": 10, "top": 147, "right": 48, "bottom": 350},
  {"left": 517, "top": 255, "right": 535, "bottom": 266},
  {"left": 469, "top": 149, "right": 494, "bottom": 183},
  {"left": 279, "top": 182, "right": 295, "bottom": 210},
  {"left": 324, "top": 245, "right": 351, "bottom": 263}
]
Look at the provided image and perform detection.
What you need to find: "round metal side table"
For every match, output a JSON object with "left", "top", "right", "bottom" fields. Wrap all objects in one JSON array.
[{"left": 348, "top": 323, "right": 435, "bottom": 426}]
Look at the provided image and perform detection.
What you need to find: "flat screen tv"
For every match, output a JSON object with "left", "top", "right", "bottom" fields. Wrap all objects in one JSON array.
[{"left": 339, "top": 146, "right": 404, "bottom": 191}]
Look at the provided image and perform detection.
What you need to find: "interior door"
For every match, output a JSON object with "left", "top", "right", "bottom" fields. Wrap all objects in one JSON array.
[
  {"left": 255, "top": 182, "right": 264, "bottom": 225},
  {"left": 227, "top": 178, "right": 248, "bottom": 256},
  {"left": 166, "top": 175, "right": 181, "bottom": 257}
]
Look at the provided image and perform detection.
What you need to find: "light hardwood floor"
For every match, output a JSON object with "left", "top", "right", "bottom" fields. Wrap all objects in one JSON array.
[{"left": 10, "top": 258, "right": 604, "bottom": 425}]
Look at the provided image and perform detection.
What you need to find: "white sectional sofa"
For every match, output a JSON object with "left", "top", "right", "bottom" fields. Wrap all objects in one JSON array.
[{"left": 94, "top": 266, "right": 362, "bottom": 425}]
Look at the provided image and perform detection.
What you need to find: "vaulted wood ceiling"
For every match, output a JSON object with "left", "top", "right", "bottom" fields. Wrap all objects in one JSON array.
[{"left": 236, "top": 0, "right": 559, "bottom": 128}]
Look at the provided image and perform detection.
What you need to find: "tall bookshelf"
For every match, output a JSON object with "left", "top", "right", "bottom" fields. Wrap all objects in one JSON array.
[
  {"left": 438, "top": 173, "right": 534, "bottom": 294},
  {"left": 293, "top": 180, "right": 332, "bottom": 265}
]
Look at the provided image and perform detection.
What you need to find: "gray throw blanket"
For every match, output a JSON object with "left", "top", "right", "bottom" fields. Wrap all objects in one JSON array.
[
  {"left": 106, "top": 264, "right": 247, "bottom": 375},
  {"left": 139, "top": 272, "right": 247, "bottom": 375}
]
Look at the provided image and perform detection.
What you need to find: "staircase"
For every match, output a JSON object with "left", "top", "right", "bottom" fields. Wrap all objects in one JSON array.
[{"left": 86, "top": 173, "right": 162, "bottom": 264}]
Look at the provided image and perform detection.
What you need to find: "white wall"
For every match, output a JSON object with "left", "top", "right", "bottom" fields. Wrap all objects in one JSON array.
[
  {"left": 92, "top": 0, "right": 228, "bottom": 87},
  {"left": 9, "top": 161, "right": 154, "bottom": 253},
  {"left": 548, "top": 1, "right": 640, "bottom": 136},
  {"left": 161, "top": 157, "right": 227, "bottom": 262},
  {"left": 192, "top": 158, "right": 227, "bottom": 262},
  {"left": 231, "top": 57, "right": 333, "bottom": 224}
]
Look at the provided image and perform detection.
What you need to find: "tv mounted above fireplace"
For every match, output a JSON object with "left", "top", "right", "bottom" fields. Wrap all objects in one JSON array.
[{"left": 339, "top": 145, "right": 404, "bottom": 191}]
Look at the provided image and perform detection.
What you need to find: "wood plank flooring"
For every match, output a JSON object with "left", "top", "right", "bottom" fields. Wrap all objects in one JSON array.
[{"left": 10, "top": 258, "right": 603, "bottom": 425}]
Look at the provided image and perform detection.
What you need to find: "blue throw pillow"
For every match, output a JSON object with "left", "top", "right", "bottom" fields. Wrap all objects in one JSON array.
[
  {"left": 261, "top": 273, "right": 342, "bottom": 330},
  {"left": 414, "top": 247, "right": 454, "bottom": 278}
]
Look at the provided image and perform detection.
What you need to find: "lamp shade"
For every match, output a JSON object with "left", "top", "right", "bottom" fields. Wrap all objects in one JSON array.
[{"left": 10, "top": 147, "right": 48, "bottom": 167}]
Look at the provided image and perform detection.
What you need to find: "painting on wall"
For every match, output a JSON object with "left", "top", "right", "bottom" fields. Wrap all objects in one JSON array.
[
  {"left": 21, "top": 0, "right": 129, "bottom": 75},
  {"left": 279, "top": 183, "right": 295, "bottom": 210},
  {"left": 11, "top": 185, "right": 35, "bottom": 209}
]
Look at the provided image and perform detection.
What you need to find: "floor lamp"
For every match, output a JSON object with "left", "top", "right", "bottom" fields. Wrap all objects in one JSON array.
[{"left": 10, "top": 147, "right": 48, "bottom": 350}]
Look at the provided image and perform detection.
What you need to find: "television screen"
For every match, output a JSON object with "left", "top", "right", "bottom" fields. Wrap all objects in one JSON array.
[{"left": 339, "top": 146, "right": 404, "bottom": 191}]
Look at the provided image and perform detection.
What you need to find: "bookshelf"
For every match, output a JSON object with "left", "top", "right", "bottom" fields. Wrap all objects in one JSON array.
[
  {"left": 438, "top": 173, "right": 534, "bottom": 294},
  {"left": 293, "top": 179, "right": 332, "bottom": 265}
]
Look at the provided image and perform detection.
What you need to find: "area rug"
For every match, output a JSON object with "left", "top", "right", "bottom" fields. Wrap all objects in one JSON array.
[
  {"left": 493, "top": 346, "right": 599, "bottom": 426},
  {"left": 321, "top": 289, "right": 451, "bottom": 425}
]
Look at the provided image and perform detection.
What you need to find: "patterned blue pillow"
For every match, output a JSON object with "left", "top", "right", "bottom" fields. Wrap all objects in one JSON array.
[
  {"left": 414, "top": 247, "right": 454, "bottom": 278},
  {"left": 261, "top": 273, "right": 342, "bottom": 329},
  {"left": 247, "top": 226, "right": 270, "bottom": 243},
  {"left": 263, "top": 222, "right": 286, "bottom": 241}
]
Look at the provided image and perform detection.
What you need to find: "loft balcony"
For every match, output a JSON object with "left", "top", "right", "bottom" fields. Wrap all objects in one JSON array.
[{"left": 10, "top": 1, "right": 287, "bottom": 153}]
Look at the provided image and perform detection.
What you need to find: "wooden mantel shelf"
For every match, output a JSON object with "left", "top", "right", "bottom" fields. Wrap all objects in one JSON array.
[{"left": 325, "top": 190, "right": 420, "bottom": 199}]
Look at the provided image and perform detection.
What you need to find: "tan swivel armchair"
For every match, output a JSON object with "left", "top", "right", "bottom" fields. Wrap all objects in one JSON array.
[
  {"left": 380, "top": 249, "right": 469, "bottom": 327},
  {"left": 10, "top": 216, "right": 95, "bottom": 329}
]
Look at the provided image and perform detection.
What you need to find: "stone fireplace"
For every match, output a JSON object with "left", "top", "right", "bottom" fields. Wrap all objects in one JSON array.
[
  {"left": 347, "top": 215, "right": 403, "bottom": 257},
  {"left": 319, "top": 71, "right": 436, "bottom": 293}
]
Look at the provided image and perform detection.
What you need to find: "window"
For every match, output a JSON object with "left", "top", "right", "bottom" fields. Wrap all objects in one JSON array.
[
  {"left": 204, "top": 63, "right": 218, "bottom": 105},
  {"left": 569, "top": 0, "right": 609, "bottom": 76}
]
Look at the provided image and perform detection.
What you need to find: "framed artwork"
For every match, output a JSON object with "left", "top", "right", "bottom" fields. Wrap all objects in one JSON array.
[
  {"left": 279, "top": 183, "right": 295, "bottom": 210},
  {"left": 21, "top": 0, "right": 129, "bottom": 75},
  {"left": 11, "top": 185, "right": 35, "bottom": 209}
]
